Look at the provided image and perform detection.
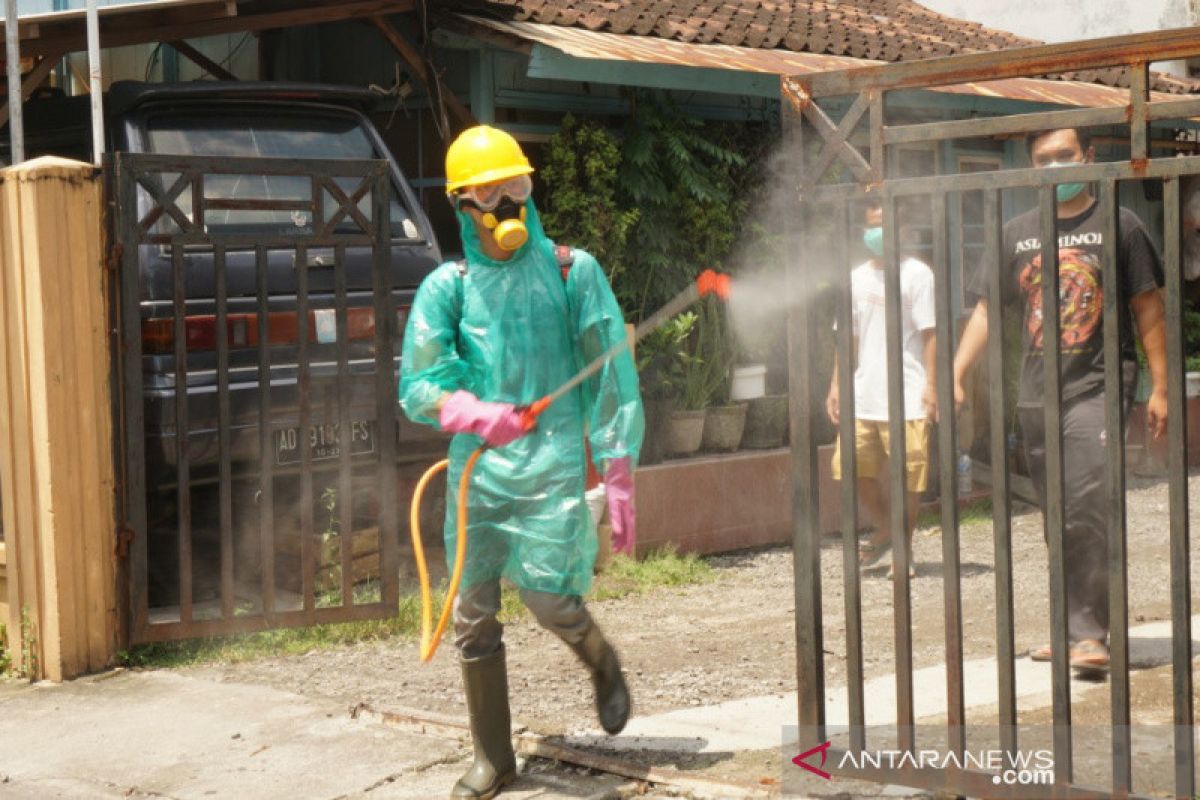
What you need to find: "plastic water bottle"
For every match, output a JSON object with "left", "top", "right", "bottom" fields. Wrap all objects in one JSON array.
[{"left": 957, "top": 453, "right": 973, "bottom": 498}]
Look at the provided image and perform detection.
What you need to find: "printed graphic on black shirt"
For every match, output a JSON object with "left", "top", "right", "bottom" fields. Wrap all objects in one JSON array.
[
  {"left": 967, "top": 201, "right": 1163, "bottom": 408},
  {"left": 1018, "top": 247, "right": 1102, "bottom": 351}
]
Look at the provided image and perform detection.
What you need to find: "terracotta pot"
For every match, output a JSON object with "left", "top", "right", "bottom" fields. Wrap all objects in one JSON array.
[
  {"left": 741, "top": 393, "right": 789, "bottom": 449},
  {"left": 666, "top": 409, "right": 706, "bottom": 457},
  {"left": 701, "top": 403, "right": 748, "bottom": 452}
]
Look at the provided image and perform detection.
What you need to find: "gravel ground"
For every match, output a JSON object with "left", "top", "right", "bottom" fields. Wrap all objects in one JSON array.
[{"left": 183, "top": 472, "right": 1200, "bottom": 791}]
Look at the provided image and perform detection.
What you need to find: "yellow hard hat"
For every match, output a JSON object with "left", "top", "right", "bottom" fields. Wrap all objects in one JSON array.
[{"left": 445, "top": 125, "right": 533, "bottom": 193}]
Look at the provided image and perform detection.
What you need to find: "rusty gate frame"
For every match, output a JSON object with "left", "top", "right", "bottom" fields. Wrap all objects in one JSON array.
[
  {"left": 785, "top": 27, "right": 1200, "bottom": 799},
  {"left": 113, "top": 152, "right": 400, "bottom": 644}
]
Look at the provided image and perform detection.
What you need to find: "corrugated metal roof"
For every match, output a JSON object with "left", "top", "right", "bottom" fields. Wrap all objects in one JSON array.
[{"left": 462, "top": 15, "right": 1183, "bottom": 108}]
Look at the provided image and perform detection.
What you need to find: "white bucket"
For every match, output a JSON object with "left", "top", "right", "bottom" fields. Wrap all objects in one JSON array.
[
  {"left": 730, "top": 364, "right": 767, "bottom": 401},
  {"left": 1187, "top": 372, "right": 1200, "bottom": 399}
]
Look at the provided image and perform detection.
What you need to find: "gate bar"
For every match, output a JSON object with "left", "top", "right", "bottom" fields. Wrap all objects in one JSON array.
[
  {"left": 296, "top": 241, "right": 316, "bottom": 619},
  {"left": 215, "top": 246, "right": 234, "bottom": 621},
  {"left": 882, "top": 95, "right": 1200, "bottom": 149},
  {"left": 336, "top": 241, "right": 353, "bottom": 607},
  {"left": 784, "top": 97, "right": 826, "bottom": 738},
  {"left": 172, "top": 243, "right": 193, "bottom": 625},
  {"left": 1162, "top": 177, "right": 1196, "bottom": 799},
  {"left": 833, "top": 202, "right": 866, "bottom": 750},
  {"left": 255, "top": 244, "right": 276, "bottom": 618},
  {"left": 1130, "top": 64, "right": 1150, "bottom": 164},
  {"left": 930, "top": 192, "right": 965, "bottom": 756},
  {"left": 371, "top": 167, "right": 399, "bottom": 609},
  {"left": 882, "top": 195, "right": 915, "bottom": 750},
  {"left": 117, "top": 156, "right": 149, "bottom": 635},
  {"left": 983, "top": 187, "right": 1018, "bottom": 757},
  {"left": 1038, "top": 186, "right": 1073, "bottom": 785},
  {"left": 805, "top": 153, "right": 1200, "bottom": 202},
  {"left": 1097, "top": 179, "right": 1131, "bottom": 793}
]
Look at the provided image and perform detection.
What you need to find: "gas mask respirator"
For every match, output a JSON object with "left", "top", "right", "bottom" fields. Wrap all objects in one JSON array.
[{"left": 453, "top": 175, "right": 533, "bottom": 253}]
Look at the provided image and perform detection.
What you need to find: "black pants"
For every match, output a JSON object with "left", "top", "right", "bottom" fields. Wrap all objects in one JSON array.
[{"left": 1018, "top": 390, "right": 1123, "bottom": 644}]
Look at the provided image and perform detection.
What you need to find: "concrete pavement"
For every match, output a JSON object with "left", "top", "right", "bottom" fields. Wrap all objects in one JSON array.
[{"left": 0, "top": 670, "right": 631, "bottom": 800}]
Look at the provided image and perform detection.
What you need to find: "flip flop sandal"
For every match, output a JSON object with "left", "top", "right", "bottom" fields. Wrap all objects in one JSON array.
[
  {"left": 1028, "top": 644, "right": 1052, "bottom": 662},
  {"left": 1069, "top": 639, "right": 1110, "bottom": 672}
]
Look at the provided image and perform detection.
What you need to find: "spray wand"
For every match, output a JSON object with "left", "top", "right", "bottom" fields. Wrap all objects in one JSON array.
[
  {"left": 518, "top": 268, "right": 732, "bottom": 430},
  {"left": 410, "top": 268, "right": 731, "bottom": 662}
]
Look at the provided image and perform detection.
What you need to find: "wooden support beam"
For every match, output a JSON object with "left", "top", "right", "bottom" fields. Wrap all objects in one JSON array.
[
  {"left": 168, "top": 39, "right": 237, "bottom": 81},
  {"left": 370, "top": 14, "right": 474, "bottom": 135},
  {"left": 0, "top": 50, "right": 67, "bottom": 130}
]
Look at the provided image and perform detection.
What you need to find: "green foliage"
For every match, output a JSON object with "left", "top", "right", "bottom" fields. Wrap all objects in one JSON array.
[
  {"left": 1185, "top": 306, "right": 1200, "bottom": 373},
  {"left": 658, "top": 312, "right": 710, "bottom": 410},
  {"left": 539, "top": 114, "right": 638, "bottom": 283},
  {"left": 618, "top": 91, "right": 748, "bottom": 322},
  {"left": 590, "top": 545, "right": 714, "bottom": 601}
]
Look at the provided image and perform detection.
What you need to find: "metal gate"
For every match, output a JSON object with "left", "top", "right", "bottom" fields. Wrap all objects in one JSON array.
[
  {"left": 113, "top": 153, "right": 399, "bottom": 644},
  {"left": 785, "top": 29, "right": 1200, "bottom": 800}
]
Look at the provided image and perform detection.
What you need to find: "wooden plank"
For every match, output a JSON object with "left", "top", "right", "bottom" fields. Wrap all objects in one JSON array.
[
  {"left": 0, "top": 161, "right": 45, "bottom": 679},
  {"left": 168, "top": 39, "right": 237, "bottom": 81},
  {"left": 0, "top": 50, "right": 66, "bottom": 136},
  {"left": 370, "top": 15, "right": 475, "bottom": 133}
]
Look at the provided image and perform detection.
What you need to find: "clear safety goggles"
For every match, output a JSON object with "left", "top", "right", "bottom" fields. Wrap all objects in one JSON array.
[{"left": 454, "top": 174, "right": 532, "bottom": 212}]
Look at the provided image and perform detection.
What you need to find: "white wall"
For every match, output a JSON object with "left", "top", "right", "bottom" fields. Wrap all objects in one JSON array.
[{"left": 918, "top": 0, "right": 1195, "bottom": 75}]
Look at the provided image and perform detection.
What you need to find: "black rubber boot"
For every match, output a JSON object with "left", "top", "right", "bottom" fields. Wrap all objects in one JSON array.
[
  {"left": 451, "top": 645, "right": 517, "bottom": 799},
  {"left": 569, "top": 624, "right": 630, "bottom": 735}
]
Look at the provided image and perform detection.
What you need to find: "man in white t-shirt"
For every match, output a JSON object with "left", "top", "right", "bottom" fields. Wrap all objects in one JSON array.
[{"left": 827, "top": 200, "right": 938, "bottom": 578}]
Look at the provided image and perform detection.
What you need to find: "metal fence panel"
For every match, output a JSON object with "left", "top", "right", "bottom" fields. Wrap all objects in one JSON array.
[{"left": 113, "top": 153, "right": 401, "bottom": 643}]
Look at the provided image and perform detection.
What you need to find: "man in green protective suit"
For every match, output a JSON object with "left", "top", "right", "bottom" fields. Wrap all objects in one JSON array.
[{"left": 399, "top": 125, "right": 644, "bottom": 800}]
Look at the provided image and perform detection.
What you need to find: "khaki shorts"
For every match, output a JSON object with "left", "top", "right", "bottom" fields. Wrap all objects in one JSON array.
[{"left": 830, "top": 419, "right": 931, "bottom": 493}]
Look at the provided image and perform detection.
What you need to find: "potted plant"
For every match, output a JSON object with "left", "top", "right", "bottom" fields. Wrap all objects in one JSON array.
[
  {"left": 635, "top": 324, "right": 680, "bottom": 465},
  {"left": 694, "top": 299, "right": 748, "bottom": 452},
  {"left": 657, "top": 312, "right": 708, "bottom": 457}
]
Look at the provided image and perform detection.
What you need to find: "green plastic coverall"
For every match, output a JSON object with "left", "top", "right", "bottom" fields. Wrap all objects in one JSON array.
[{"left": 399, "top": 200, "right": 644, "bottom": 596}]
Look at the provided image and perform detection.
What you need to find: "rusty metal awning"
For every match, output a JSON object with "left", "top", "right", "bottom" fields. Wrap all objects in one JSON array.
[{"left": 457, "top": 14, "right": 1185, "bottom": 108}]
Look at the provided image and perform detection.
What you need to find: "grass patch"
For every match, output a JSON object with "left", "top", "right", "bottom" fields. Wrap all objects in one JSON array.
[
  {"left": 591, "top": 546, "right": 714, "bottom": 601},
  {"left": 917, "top": 497, "right": 994, "bottom": 531},
  {"left": 117, "top": 546, "right": 713, "bottom": 669}
]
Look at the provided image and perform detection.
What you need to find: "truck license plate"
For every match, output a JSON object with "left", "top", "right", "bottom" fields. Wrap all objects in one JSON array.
[{"left": 275, "top": 420, "right": 375, "bottom": 465}]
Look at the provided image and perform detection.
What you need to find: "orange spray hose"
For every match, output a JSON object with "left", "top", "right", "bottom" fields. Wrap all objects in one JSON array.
[{"left": 409, "top": 445, "right": 485, "bottom": 662}]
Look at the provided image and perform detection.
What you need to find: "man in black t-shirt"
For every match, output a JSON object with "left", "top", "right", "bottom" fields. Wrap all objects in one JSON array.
[{"left": 952, "top": 127, "right": 1168, "bottom": 676}]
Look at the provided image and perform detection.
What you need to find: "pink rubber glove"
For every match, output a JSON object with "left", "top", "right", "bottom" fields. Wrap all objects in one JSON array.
[
  {"left": 604, "top": 456, "right": 636, "bottom": 555},
  {"left": 438, "top": 390, "right": 527, "bottom": 447}
]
